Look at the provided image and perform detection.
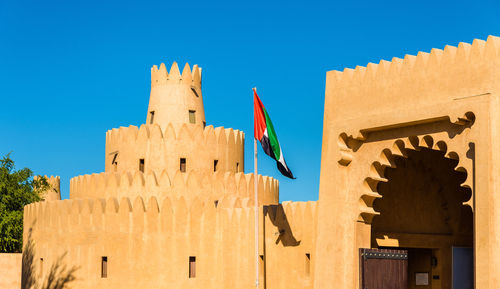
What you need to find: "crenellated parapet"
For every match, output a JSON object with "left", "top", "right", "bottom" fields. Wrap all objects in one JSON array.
[
  {"left": 70, "top": 170, "right": 278, "bottom": 205},
  {"left": 268, "top": 201, "right": 317, "bottom": 244},
  {"left": 24, "top": 196, "right": 248, "bottom": 234},
  {"left": 328, "top": 36, "right": 500, "bottom": 91},
  {"left": 151, "top": 62, "right": 201, "bottom": 89},
  {"left": 34, "top": 175, "right": 61, "bottom": 201},
  {"left": 280, "top": 201, "right": 317, "bottom": 224},
  {"left": 24, "top": 197, "right": 315, "bottom": 236},
  {"left": 104, "top": 123, "right": 244, "bottom": 175},
  {"left": 325, "top": 36, "right": 500, "bottom": 123}
]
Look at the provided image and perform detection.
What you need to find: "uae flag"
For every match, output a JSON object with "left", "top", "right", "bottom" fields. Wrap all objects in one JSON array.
[{"left": 254, "top": 89, "right": 295, "bottom": 179}]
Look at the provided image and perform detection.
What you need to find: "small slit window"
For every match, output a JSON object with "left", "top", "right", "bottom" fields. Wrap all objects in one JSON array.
[
  {"left": 111, "top": 153, "right": 118, "bottom": 172},
  {"left": 305, "top": 253, "right": 311, "bottom": 276},
  {"left": 189, "top": 110, "right": 196, "bottom": 124},
  {"left": 236, "top": 162, "right": 239, "bottom": 172},
  {"left": 214, "top": 160, "right": 218, "bottom": 172},
  {"left": 191, "top": 86, "right": 199, "bottom": 97},
  {"left": 101, "top": 256, "right": 108, "bottom": 278},
  {"left": 203, "top": 121, "right": 206, "bottom": 128},
  {"left": 214, "top": 200, "right": 219, "bottom": 208},
  {"left": 40, "top": 258, "right": 43, "bottom": 275},
  {"left": 189, "top": 256, "right": 196, "bottom": 278},
  {"left": 139, "top": 159, "right": 145, "bottom": 173},
  {"left": 259, "top": 255, "right": 264, "bottom": 275},
  {"left": 149, "top": 111, "right": 155, "bottom": 124},
  {"left": 180, "top": 158, "right": 186, "bottom": 172}
]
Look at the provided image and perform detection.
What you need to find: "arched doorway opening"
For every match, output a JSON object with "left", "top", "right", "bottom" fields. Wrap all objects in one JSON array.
[{"left": 371, "top": 147, "right": 473, "bottom": 289}]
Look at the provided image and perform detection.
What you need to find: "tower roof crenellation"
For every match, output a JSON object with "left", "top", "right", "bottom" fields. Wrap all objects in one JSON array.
[{"left": 151, "top": 62, "right": 202, "bottom": 88}]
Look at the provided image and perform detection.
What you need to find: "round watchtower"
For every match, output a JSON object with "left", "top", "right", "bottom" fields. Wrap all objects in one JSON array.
[
  {"left": 147, "top": 62, "right": 205, "bottom": 131},
  {"left": 78, "top": 60, "right": 278, "bottom": 204}
]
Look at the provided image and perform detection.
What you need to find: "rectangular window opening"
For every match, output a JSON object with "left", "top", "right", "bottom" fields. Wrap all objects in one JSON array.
[
  {"left": 214, "top": 200, "right": 219, "bottom": 208},
  {"left": 213, "top": 160, "right": 218, "bottom": 172},
  {"left": 101, "top": 256, "right": 108, "bottom": 278},
  {"left": 180, "top": 158, "right": 186, "bottom": 172},
  {"left": 305, "top": 253, "right": 311, "bottom": 276},
  {"left": 149, "top": 111, "right": 155, "bottom": 124},
  {"left": 189, "top": 110, "right": 196, "bottom": 124},
  {"left": 139, "top": 159, "right": 145, "bottom": 173},
  {"left": 189, "top": 256, "right": 196, "bottom": 278},
  {"left": 236, "top": 162, "right": 239, "bottom": 172}
]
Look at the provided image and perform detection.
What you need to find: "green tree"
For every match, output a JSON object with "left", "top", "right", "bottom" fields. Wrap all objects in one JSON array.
[{"left": 0, "top": 153, "right": 48, "bottom": 253}]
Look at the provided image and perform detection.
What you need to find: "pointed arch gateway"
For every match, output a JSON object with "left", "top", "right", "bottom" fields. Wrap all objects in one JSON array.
[
  {"left": 359, "top": 135, "right": 474, "bottom": 289},
  {"left": 315, "top": 36, "right": 500, "bottom": 289}
]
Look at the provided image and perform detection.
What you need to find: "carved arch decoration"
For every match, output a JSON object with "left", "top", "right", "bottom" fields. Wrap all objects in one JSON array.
[
  {"left": 337, "top": 112, "right": 476, "bottom": 166},
  {"left": 357, "top": 134, "right": 473, "bottom": 224}
]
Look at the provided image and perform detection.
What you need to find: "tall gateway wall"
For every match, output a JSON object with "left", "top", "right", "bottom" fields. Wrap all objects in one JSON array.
[
  {"left": 315, "top": 36, "right": 500, "bottom": 289},
  {"left": 24, "top": 198, "right": 316, "bottom": 289}
]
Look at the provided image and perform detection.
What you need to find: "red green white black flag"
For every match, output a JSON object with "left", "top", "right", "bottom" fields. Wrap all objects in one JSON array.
[{"left": 253, "top": 89, "right": 295, "bottom": 179}]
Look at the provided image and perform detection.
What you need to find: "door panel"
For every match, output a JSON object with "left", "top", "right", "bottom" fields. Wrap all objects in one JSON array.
[
  {"left": 452, "top": 247, "right": 473, "bottom": 289},
  {"left": 360, "top": 248, "right": 408, "bottom": 289}
]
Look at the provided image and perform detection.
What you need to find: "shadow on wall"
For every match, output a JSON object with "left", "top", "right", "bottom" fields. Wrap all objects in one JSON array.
[
  {"left": 265, "top": 205, "right": 301, "bottom": 247},
  {"left": 22, "top": 226, "right": 78, "bottom": 289}
]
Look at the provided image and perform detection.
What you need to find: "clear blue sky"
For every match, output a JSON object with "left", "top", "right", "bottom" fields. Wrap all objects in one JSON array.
[{"left": 1, "top": 0, "right": 498, "bottom": 201}]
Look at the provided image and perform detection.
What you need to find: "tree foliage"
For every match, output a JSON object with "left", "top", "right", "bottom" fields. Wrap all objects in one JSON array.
[{"left": 0, "top": 153, "right": 48, "bottom": 253}]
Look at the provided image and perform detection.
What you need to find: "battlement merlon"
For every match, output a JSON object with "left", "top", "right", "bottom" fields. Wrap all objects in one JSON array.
[{"left": 147, "top": 62, "right": 205, "bottom": 131}]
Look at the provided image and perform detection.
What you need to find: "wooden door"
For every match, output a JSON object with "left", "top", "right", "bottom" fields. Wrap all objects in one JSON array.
[{"left": 360, "top": 248, "right": 408, "bottom": 289}]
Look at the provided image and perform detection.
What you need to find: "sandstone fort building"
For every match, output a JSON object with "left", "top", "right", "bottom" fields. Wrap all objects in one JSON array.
[{"left": 3, "top": 35, "right": 499, "bottom": 289}]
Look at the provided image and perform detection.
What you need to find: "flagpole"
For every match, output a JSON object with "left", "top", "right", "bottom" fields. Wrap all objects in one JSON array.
[
  {"left": 254, "top": 138, "right": 259, "bottom": 288},
  {"left": 253, "top": 87, "right": 259, "bottom": 289}
]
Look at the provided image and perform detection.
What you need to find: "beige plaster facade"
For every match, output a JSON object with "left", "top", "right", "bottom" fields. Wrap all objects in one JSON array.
[
  {"left": 315, "top": 36, "right": 500, "bottom": 289},
  {"left": 24, "top": 198, "right": 316, "bottom": 289},
  {"left": 0, "top": 253, "right": 21, "bottom": 289},
  {"left": 70, "top": 170, "right": 278, "bottom": 204},
  {"left": 23, "top": 62, "right": 316, "bottom": 288},
  {"left": 103, "top": 124, "right": 244, "bottom": 176}
]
